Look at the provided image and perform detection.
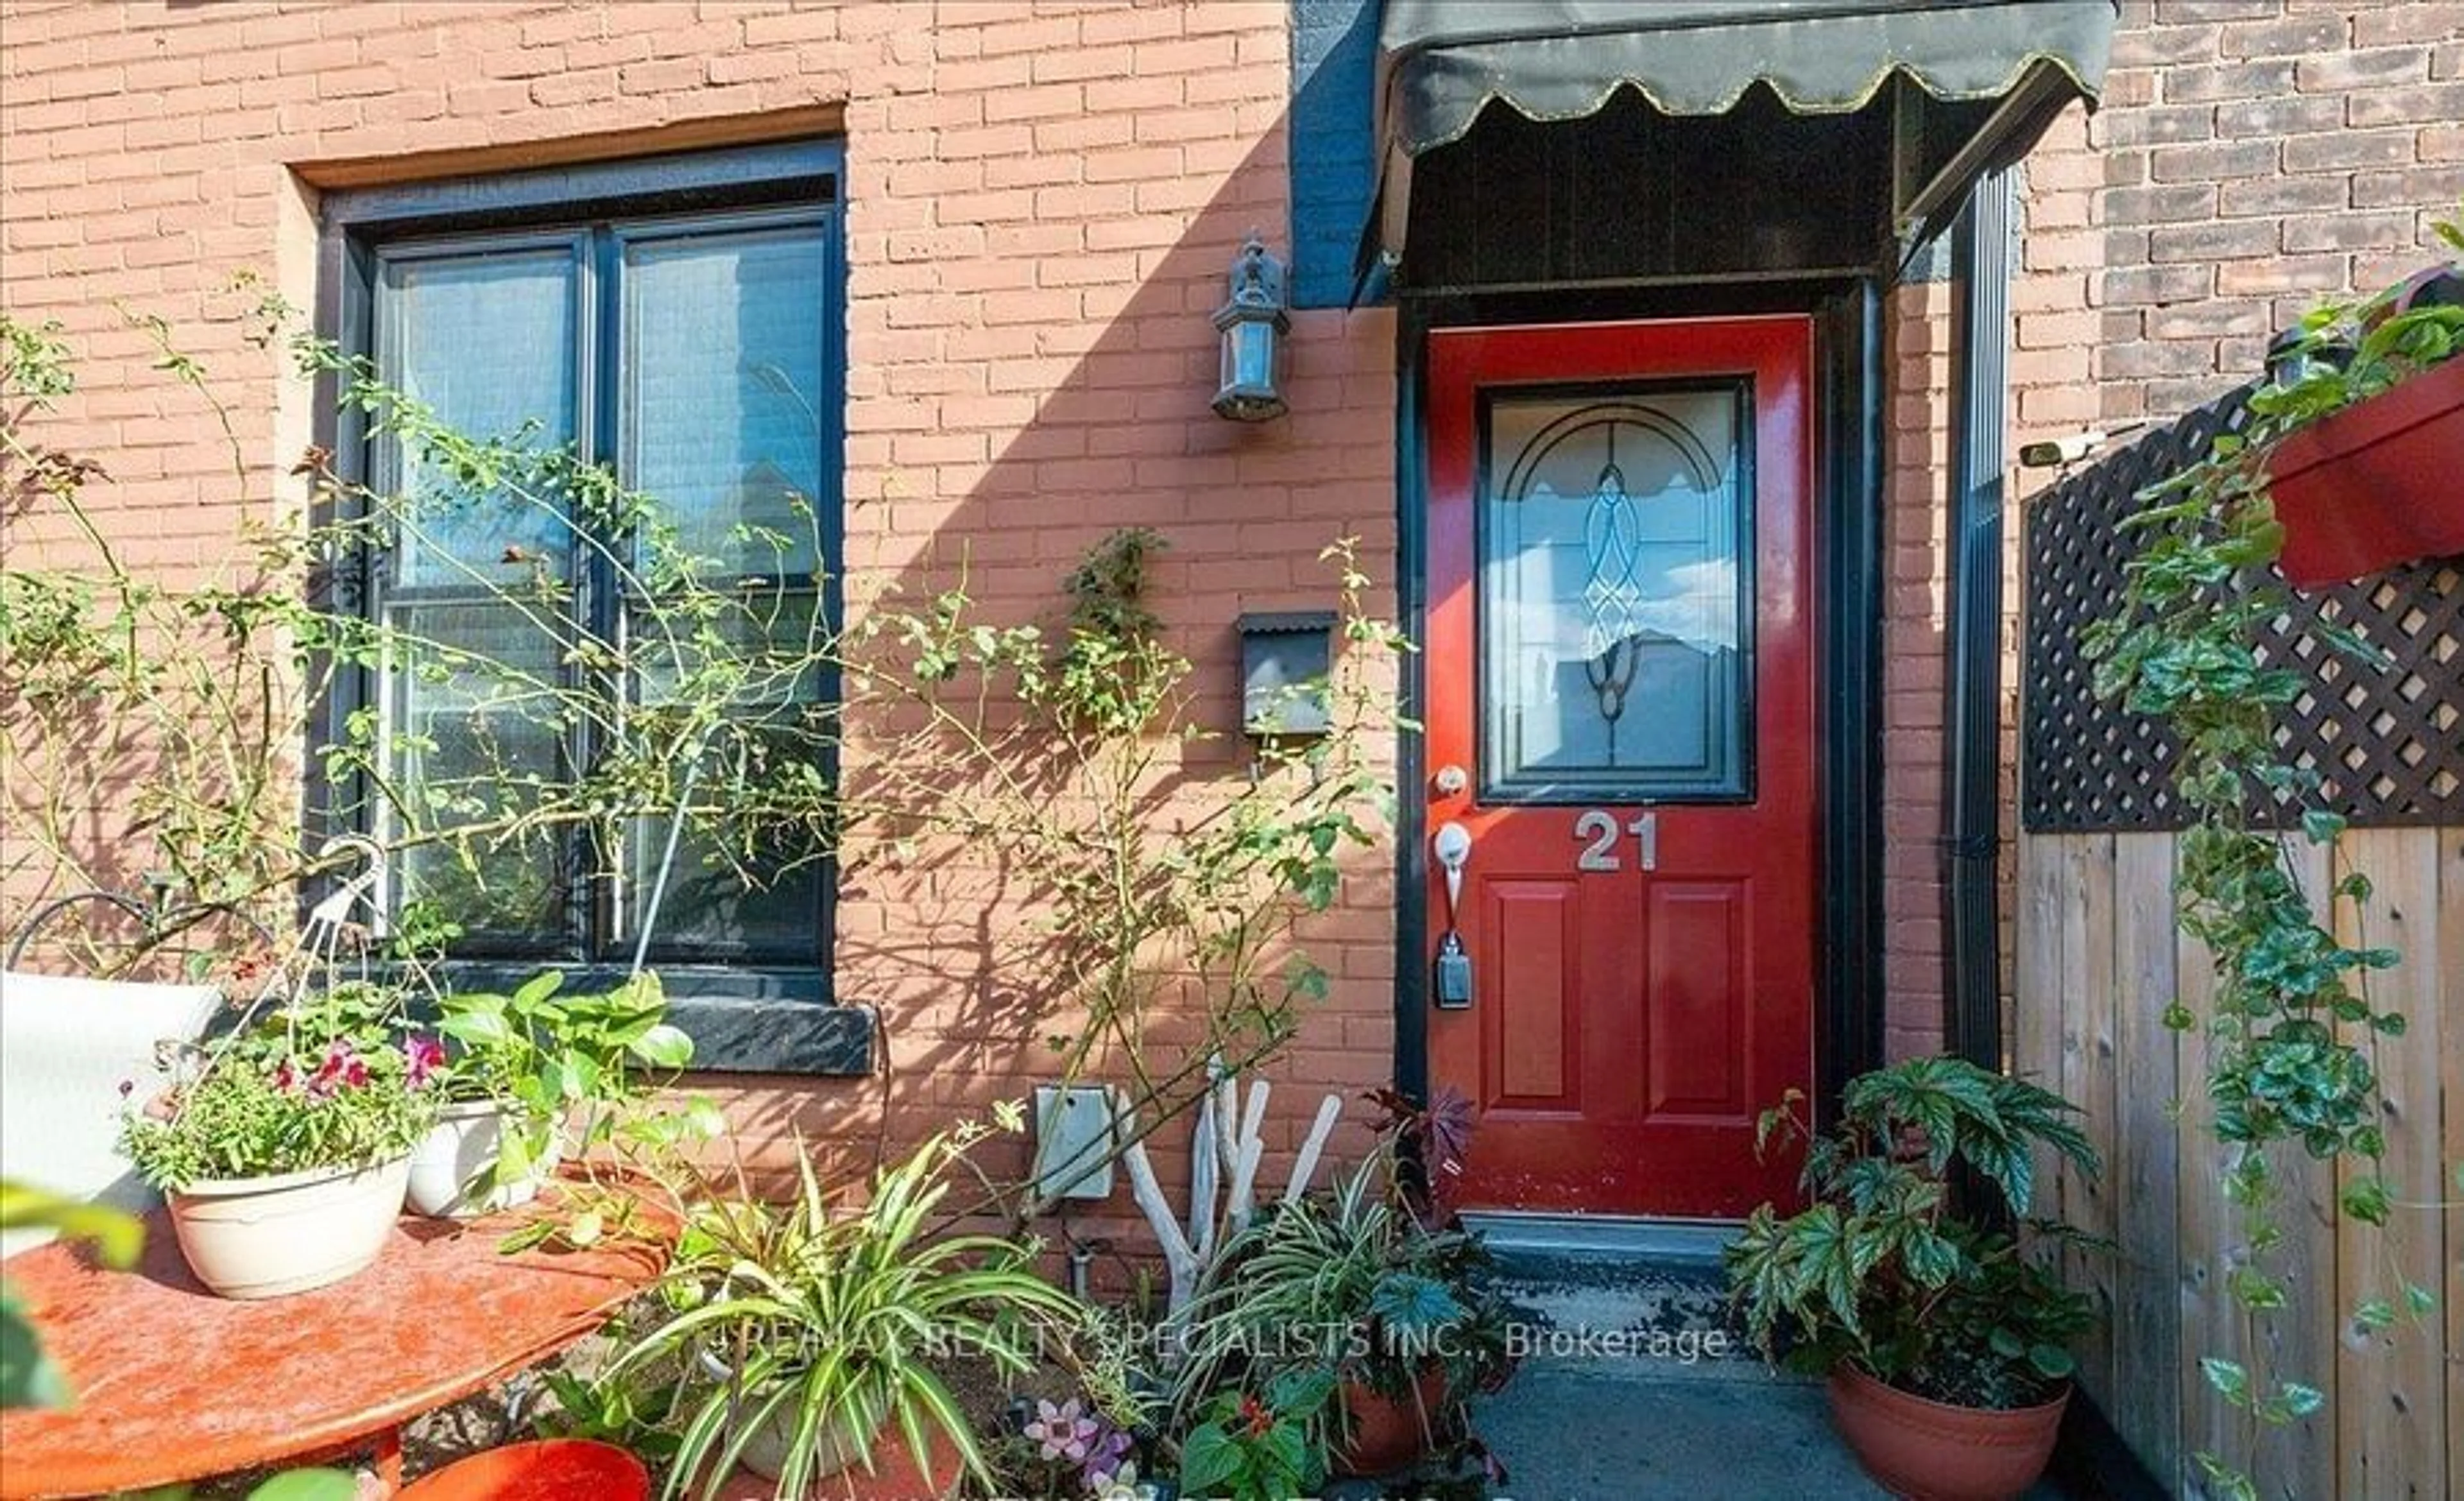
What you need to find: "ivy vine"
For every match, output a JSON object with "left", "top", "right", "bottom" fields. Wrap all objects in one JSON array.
[{"left": 2082, "top": 213, "right": 2463, "bottom": 1500}]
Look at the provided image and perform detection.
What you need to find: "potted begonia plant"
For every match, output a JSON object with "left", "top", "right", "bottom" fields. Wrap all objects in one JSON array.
[
  {"left": 119, "top": 978, "right": 442, "bottom": 1299},
  {"left": 404, "top": 970, "right": 692, "bottom": 1218},
  {"left": 1725, "top": 1057, "right": 2103, "bottom": 1501}
]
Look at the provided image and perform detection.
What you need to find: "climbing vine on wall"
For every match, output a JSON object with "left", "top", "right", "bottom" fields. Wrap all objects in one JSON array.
[{"left": 2083, "top": 216, "right": 2463, "bottom": 1500}]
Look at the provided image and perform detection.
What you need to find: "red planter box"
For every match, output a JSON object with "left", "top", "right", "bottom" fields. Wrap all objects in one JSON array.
[{"left": 2265, "top": 355, "right": 2464, "bottom": 588}]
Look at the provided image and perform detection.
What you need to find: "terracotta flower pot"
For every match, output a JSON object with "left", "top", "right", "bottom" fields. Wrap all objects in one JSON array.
[
  {"left": 400, "top": 1439, "right": 648, "bottom": 1500},
  {"left": 1335, "top": 1366, "right": 1447, "bottom": 1476},
  {"left": 166, "top": 1154, "right": 411, "bottom": 1299},
  {"left": 1826, "top": 1363, "right": 2068, "bottom": 1501},
  {"left": 2264, "top": 355, "right": 2464, "bottom": 588}
]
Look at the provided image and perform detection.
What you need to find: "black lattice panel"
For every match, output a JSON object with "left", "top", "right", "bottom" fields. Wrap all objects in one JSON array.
[{"left": 2023, "top": 386, "right": 2464, "bottom": 832}]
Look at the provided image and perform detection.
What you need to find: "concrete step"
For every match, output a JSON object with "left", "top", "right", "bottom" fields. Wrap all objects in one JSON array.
[
  {"left": 1477, "top": 1247, "right": 1775, "bottom": 1388},
  {"left": 1459, "top": 1247, "right": 2067, "bottom": 1500}
]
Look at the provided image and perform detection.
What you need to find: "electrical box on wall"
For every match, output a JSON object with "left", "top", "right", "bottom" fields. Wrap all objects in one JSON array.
[
  {"left": 1237, "top": 610, "right": 1337, "bottom": 739},
  {"left": 1031, "top": 1084, "right": 1118, "bottom": 1202}
]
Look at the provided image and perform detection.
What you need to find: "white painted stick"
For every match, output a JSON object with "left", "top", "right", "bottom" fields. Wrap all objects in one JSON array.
[
  {"left": 1187, "top": 1087, "right": 1220, "bottom": 1264},
  {"left": 1120, "top": 1102, "right": 1200, "bottom": 1314},
  {"left": 1226, "top": 1078, "right": 1272, "bottom": 1229},
  {"left": 1211, "top": 1067, "right": 1241, "bottom": 1180},
  {"left": 1284, "top": 1094, "right": 1343, "bottom": 1204}
]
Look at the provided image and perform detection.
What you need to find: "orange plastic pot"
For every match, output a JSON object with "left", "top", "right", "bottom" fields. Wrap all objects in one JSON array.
[
  {"left": 399, "top": 1439, "right": 649, "bottom": 1501},
  {"left": 1826, "top": 1364, "right": 2068, "bottom": 1501}
]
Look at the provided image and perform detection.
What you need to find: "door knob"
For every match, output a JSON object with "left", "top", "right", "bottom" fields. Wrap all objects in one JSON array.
[
  {"left": 1433, "top": 821, "right": 1471, "bottom": 920},
  {"left": 1432, "top": 821, "right": 1473, "bottom": 1011}
]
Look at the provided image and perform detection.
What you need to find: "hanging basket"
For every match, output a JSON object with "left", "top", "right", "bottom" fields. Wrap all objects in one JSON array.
[{"left": 2265, "top": 356, "right": 2464, "bottom": 588}]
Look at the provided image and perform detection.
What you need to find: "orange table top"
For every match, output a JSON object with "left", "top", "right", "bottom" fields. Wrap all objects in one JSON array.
[{"left": 0, "top": 1199, "right": 665, "bottom": 1500}]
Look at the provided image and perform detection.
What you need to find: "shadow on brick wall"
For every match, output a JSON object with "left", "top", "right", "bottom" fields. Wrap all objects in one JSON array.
[{"left": 710, "top": 112, "right": 1399, "bottom": 1239}]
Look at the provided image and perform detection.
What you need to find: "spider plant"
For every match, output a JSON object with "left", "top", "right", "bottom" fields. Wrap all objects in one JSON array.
[
  {"left": 1168, "top": 1142, "right": 1508, "bottom": 1470},
  {"left": 597, "top": 1126, "right": 1088, "bottom": 1499}
]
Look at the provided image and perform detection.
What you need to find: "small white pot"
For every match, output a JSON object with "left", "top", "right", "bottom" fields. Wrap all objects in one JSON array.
[
  {"left": 167, "top": 1154, "right": 411, "bottom": 1299},
  {"left": 738, "top": 1400, "right": 882, "bottom": 1484},
  {"left": 699, "top": 1353, "right": 885, "bottom": 1485},
  {"left": 406, "top": 1099, "right": 556, "bottom": 1219}
]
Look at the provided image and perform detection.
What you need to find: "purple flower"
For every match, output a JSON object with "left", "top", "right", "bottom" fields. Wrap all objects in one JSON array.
[
  {"left": 1082, "top": 1425, "right": 1136, "bottom": 1490},
  {"left": 116, "top": 1078, "right": 134, "bottom": 1099},
  {"left": 402, "top": 1034, "right": 445, "bottom": 1088}
]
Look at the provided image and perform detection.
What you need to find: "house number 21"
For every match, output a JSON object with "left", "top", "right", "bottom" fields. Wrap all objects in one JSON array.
[{"left": 1573, "top": 809, "right": 1659, "bottom": 873}]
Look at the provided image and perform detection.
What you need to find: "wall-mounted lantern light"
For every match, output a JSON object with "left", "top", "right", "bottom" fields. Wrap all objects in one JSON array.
[
  {"left": 1212, "top": 234, "right": 1290, "bottom": 422},
  {"left": 1237, "top": 610, "right": 1336, "bottom": 739}
]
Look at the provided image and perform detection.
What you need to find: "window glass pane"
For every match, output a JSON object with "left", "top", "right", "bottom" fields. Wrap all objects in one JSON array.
[
  {"left": 386, "top": 600, "right": 572, "bottom": 945},
  {"left": 622, "top": 226, "right": 828, "bottom": 579},
  {"left": 380, "top": 248, "right": 580, "bottom": 587},
  {"left": 626, "top": 590, "right": 828, "bottom": 960},
  {"left": 1478, "top": 387, "right": 1749, "bottom": 798}
]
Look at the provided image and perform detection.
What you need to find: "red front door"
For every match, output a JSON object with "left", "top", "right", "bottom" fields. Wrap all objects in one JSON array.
[{"left": 1425, "top": 317, "right": 1816, "bottom": 1219}]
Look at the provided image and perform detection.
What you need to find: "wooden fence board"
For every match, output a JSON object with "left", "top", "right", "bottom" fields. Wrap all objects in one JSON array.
[
  {"left": 2017, "top": 824, "right": 2457, "bottom": 1498},
  {"left": 2440, "top": 830, "right": 2464, "bottom": 1501},
  {"left": 2017, "top": 832, "right": 2071, "bottom": 1230},
  {"left": 2110, "top": 832, "right": 2183, "bottom": 1482},
  {"left": 2335, "top": 830, "right": 2446, "bottom": 1499},
  {"left": 2176, "top": 911, "right": 2243, "bottom": 1498},
  {"left": 2265, "top": 841, "right": 2337, "bottom": 1501},
  {"left": 2071, "top": 832, "right": 2121, "bottom": 1402}
]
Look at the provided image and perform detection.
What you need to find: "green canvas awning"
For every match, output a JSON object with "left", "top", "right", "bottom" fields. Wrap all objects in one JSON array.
[{"left": 1360, "top": 0, "right": 2116, "bottom": 289}]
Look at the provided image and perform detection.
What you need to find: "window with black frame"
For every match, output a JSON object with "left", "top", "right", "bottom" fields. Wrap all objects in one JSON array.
[{"left": 351, "top": 178, "right": 839, "bottom": 973}]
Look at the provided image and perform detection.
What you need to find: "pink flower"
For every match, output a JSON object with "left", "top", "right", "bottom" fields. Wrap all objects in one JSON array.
[
  {"left": 273, "top": 1059, "right": 298, "bottom": 1093},
  {"left": 306, "top": 1041, "right": 359, "bottom": 1099},
  {"left": 1024, "top": 1398, "right": 1100, "bottom": 1464},
  {"left": 402, "top": 1034, "right": 445, "bottom": 1088}
]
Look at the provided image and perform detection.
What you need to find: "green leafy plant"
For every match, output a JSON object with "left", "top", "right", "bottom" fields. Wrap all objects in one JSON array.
[
  {"left": 594, "top": 1119, "right": 1090, "bottom": 1500},
  {"left": 1176, "top": 1370, "right": 1335, "bottom": 1501},
  {"left": 117, "top": 979, "right": 443, "bottom": 1189},
  {"left": 1168, "top": 1121, "right": 1512, "bottom": 1478},
  {"left": 2080, "top": 208, "right": 2461, "bottom": 1498},
  {"left": 1725, "top": 1057, "right": 2102, "bottom": 1411},
  {"left": 432, "top": 970, "right": 693, "bottom": 1201},
  {"left": 3, "top": 302, "right": 1405, "bottom": 1229},
  {"left": 842, "top": 527, "right": 1407, "bottom": 1219},
  {"left": 531, "top": 1361, "right": 683, "bottom": 1468}
]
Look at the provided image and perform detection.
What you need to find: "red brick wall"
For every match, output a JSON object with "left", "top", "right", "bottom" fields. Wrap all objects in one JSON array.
[
  {"left": 1996, "top": 0, "right": 2463, "bottom": 1039},
  {"left": 1882, "top": 279, "right": 1956, "bottom": 1060},
  {"left": 2014, "top": 0, "right": 2463, "bottom": 440},
  {"left": 0, "top": 1, "right": 1398, "bottom": 1229},
  {"left": 18, "top": 0, "right": 2448, "bottom": 1209}
]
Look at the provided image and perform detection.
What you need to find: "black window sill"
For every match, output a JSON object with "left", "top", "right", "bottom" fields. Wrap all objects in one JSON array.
[{"left": 427, "top": 962, "right": 875, "bottom": 1077}]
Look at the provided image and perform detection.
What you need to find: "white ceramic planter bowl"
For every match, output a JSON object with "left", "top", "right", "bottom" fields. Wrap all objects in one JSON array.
[
  {"left": 167, "top": 1154, "right": 411, "bottom": 1299},
  {"left": 406, "top": 1100, "right": 554, "bottom": 1219}
]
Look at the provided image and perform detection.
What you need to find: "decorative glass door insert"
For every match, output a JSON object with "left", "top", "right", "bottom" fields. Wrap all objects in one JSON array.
[{"left": 1478, "top": 386, "right": 1750, "bottom": 801}]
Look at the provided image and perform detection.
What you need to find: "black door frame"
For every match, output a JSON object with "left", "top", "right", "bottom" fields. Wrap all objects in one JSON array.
[{"left": 1391, "top": 277, "right": 1886, "bottom": 1136}]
